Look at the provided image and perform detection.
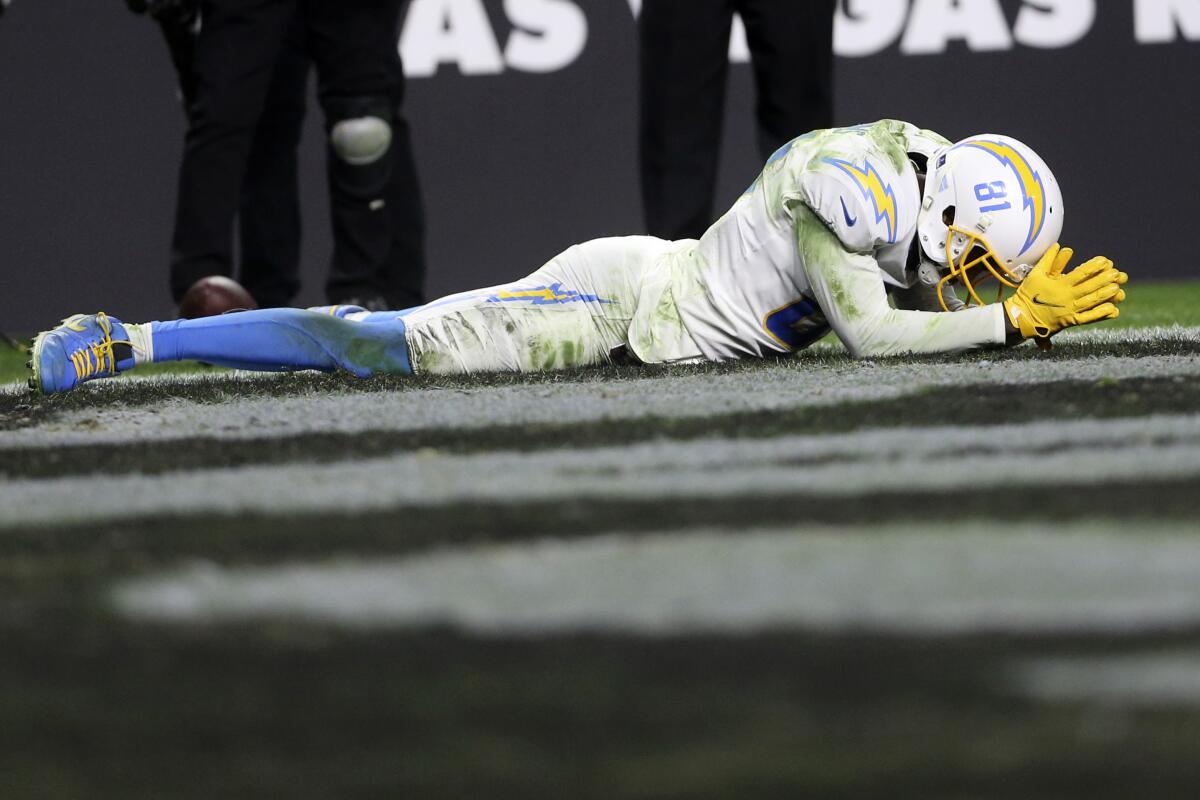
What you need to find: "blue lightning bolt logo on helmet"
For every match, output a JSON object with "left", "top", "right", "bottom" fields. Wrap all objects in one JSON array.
[
  {"left": 957, "top": 139, "right": 1047, "bottom": 256},
  {"left": 822, "top": 157, "right": 898, "bottom": 243},
  {"left": 916, "top": 133, "right": 1064, "bottom": 311}
]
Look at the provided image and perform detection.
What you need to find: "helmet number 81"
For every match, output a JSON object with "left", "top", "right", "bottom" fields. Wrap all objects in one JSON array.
[{"left": 974, "top": 181, "right": 1011, "bottom": 213}]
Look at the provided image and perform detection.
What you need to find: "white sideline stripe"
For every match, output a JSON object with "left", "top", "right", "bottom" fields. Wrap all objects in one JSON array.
[
  {"left": 111, "top": 522, "right": 1200, "bottom": 634},
  {"left": 4, "top": 415, "right": 1200, "bottom": 528},
  {"left": 4, "top": 342, "right": 1199, "bottom": 449},
  {"left": 1053, "top": 324, "right": 1200, "bottom": 344},
  {"left": 1012, "top": 651, "right": 1200, "bottom": 706}
]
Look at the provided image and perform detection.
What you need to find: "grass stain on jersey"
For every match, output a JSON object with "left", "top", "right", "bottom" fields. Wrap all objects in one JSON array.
[
  {"left": 528, "top": 337, "right": 558, "bottom": 371},
  {"left": 825, "top": 274, "right": 860, "bottom": 323},
  {"left": 414, "top": 348, "right": 444, "bottom": 374},
  {"left": 865, "top": 120, "right": 910, "bottom": 175},
  {"left": 646, "top": 279, "right": 686, "bottom": 332},
  {"left": 795, "top": 207, "right": 862, "bottom": 322}
]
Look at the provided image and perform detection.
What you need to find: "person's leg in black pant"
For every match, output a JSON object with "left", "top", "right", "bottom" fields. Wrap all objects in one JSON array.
[
  {"left": 638, "top": 0, "right": 734, "bottom": 241},
  {"left": 302, "top": 0, "right": 406, "bottom": 307},
  {"left": 170, "top": 0, "right": 295, "bottom": 301},
  {"left": 737, "top": 0, "right": 836, "bottom": 160},
  {"left": 238, "top": 12, "right": 310, "bottom": 308},
  {"left": 152, "top": 3, "right": 200, "bottom": 114},
  {"left": 380, "top": 112, "right": 426, "bottom": 308},
  {"left": 378, "top": 33, "right": 426, "bottom": 310}
]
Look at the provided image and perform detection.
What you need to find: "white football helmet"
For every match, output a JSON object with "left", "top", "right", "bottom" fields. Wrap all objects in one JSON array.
[{"left": 916, "top": 134, "right": 1064, "bottom": 309}]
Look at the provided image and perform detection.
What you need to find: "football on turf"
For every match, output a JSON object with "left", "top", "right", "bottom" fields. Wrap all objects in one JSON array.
[{"left": 178, "top": 276, "right": 258, "bottom": 319}]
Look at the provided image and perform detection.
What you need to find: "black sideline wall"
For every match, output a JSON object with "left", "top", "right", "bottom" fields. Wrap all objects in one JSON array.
[{"left": 0, "top": 0, "right": 1196, "bottom": 331}]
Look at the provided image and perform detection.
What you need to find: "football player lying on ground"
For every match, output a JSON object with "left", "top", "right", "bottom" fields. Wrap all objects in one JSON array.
[{"left": 28, "top": 120, "right": 1126, "bottom": 394}]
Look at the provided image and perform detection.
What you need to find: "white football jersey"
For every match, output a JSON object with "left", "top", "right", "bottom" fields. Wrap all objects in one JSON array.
[{"left": 628, "top": 120, "right": 1007, "bottom": 363}]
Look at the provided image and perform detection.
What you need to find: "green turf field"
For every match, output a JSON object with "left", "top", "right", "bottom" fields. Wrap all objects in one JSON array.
[{"left": 2, "top": 282, "right": 1200, "bottom": 798}]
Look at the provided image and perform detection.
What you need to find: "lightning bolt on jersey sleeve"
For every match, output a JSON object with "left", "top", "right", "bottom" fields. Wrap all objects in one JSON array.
[
  {"left": 795, "top": 205, "right": 1006, "bottom": 357},
  {"left": 781, "top": 123, "right": 947, "bottom": 289},
  {"left": 795, "top": 149, "right": 909, "bottom": 256}
]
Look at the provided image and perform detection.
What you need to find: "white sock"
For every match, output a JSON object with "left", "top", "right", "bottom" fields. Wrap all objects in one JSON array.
[{"left": 124, "top": 322, "right": 154, "bottom": 365}]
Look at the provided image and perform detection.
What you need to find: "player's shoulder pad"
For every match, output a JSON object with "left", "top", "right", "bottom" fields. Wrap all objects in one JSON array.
[{"left": 797, "top": 135, "right": 920, "bottom": 254}]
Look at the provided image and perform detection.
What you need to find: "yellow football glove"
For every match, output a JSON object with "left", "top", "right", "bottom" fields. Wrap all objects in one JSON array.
[{"left": 1002, "top": 243, "right": 1128, "bottom": 342}]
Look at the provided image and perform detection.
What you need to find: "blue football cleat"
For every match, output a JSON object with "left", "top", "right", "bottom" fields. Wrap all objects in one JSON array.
[{"left": 28, "top": 312, "right": 137, "bottom": 394}]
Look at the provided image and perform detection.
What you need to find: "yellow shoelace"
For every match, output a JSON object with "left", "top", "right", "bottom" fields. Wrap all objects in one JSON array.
[{"left": 64, "top": 312, "right": 120, "bottom": 380}]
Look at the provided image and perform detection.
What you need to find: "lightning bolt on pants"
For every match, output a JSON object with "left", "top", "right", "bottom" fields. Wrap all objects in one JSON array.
[{"left": 398, "top": 236, "right": 667, "bottom": 374}]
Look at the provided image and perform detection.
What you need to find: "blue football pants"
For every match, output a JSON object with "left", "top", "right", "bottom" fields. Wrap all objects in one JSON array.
[{"left": 149, "top": 307, "right": 413, "bottom": 377}]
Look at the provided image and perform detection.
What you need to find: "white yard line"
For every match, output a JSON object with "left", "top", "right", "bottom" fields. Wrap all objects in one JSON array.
[
  {"left": 3, "top": 330, "right": 1198, "bottom": 448},
  {"left": 4, "top": 415, "right": 1200, "bottom": 528},
  {"left": 1011, "top": 651, "right": 1200, "bottom": 706},
  {"left": 111, "top": 522, "right": 1200, "bottom": 635},
  {"left": 1053, "top": 324, "right": 1200, "bottom": 345}
]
